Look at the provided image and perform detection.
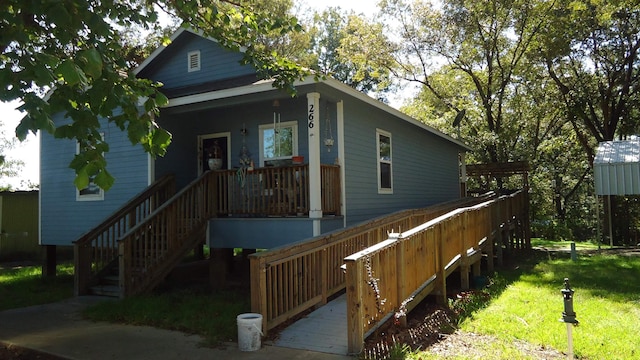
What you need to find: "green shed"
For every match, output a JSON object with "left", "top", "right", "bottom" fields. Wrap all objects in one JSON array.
[{"left": 0, "top": 191, "right": 40, "bottom": 261}]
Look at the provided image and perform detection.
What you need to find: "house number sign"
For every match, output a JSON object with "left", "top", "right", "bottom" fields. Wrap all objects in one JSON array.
[{"left": 308, "top": 104, "right": 315, "bottom": 129}]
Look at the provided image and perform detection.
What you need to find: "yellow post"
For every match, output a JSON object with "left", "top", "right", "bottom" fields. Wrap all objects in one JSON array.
[
  {"left": 460, "top": 213, "right": 470, "bottom": 290},
  {"left": 345, "top": 256, "right": 365, "bottom": 354},
  {"left": 435, "top": 223, "right": 447, "bottom": 306},
  {"left": 250, "top": 255, "right": 269, "bottom": 336}
]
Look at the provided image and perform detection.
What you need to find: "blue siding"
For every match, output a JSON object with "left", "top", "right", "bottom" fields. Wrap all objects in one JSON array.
[
  {"left": 40, "top": 115, "right": 150, "bottom": 246},
  {"left": 319, "top": 100, "right": 340, "bottom": 165},
  {"left": 209, "top": 216, "right": 344, "bottom": 249},
  {"left": 340, "top": 96, "right": 461, "bottom": 226},
  {"left": 139, "top": 31, "right": 255, "bottom": 91}
]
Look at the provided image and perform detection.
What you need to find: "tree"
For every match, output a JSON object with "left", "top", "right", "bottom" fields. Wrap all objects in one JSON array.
[
  {"left": 245, "top": 0, "right": 318, "bottom": 69},
  {"left": 542, "top": 1, "right": 640, "bottom": 165},
  {"left": 1, "top": 0, "right": 306, "bottom": 190},
  {"left": 380, "top": 0, "right": 555, "bottom": 164},
  {"left": 539, "top": 2, "right": 640, "bottom": 245},
  {"left": 309, "top": 7, "right": 394, "bottom": 99},
  {"left": 0, "top": 131, "right": 25, "bottom": 191},
  {"left": 386, "top": 0, "right": 604, "bottom": 238},
  {"left": 118, "top": 22, "right": 181, "bottom": 71}
]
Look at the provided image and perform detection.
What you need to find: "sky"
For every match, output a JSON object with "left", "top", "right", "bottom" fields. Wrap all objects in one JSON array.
[
  {"left": 300, "top": 0, "right": 377, "bottom": 13},
  {"left": 0, "top": 100, "right": 38, "bottom": 190},
  {"left": 0, "top": 1, "right": 381, "bottom": 190}
]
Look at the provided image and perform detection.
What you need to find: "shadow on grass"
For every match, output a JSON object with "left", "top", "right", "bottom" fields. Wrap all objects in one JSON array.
[
  {"left": 454, "top": 248, "right": 640, "bottom": 324},
  {"left": 450, "top": 249, "right": 550, "bottom": 323},
  {"left": 83, "top": 285, "right": 251, "bottom": 346},
  {"left": 0, "top": 265, "right": 74, "bottom": 311},
  {"left": 518, "top": 250, "right": 640, "bottom": 303}
]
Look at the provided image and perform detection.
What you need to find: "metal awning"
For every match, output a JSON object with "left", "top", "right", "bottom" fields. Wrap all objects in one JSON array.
[{"left": 594, "top": 139, "right": 640, "bottom": 195}]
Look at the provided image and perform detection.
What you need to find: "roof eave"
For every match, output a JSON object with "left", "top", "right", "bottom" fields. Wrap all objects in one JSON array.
[{"left": 164, "top": 75, "right": 471, "bottom": 151}]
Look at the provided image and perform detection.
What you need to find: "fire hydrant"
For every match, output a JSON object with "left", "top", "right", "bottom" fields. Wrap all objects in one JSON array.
[
  {"left": 561, "top": 278, "right": 578, "bottom": 359},
  {"left": 561, "top": 278, "right": 579, "bottom": 325}
]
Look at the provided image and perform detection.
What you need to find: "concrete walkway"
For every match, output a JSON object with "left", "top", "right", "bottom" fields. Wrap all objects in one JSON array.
[{"left": 0, "top": 296, "right": 353, "bottom": 360}]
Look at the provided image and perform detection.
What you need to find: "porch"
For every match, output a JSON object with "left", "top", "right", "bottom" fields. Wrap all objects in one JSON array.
[
  {"left": 74, "top": 161, "right": 343, "bottom": 297},
  {"left": 211, "top": 163, "right": 341, "bottom": 218}
]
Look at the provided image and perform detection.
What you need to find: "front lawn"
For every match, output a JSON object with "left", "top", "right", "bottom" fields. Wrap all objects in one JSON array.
[
  {"left": 83, "top": 287, "right": 250, "bottom": 346},
  {"left": 0, "top": 263, "right": 74, "bottom": 311},
  {"left": 419, "top": 248, "right": 640, "bottom": 359}
]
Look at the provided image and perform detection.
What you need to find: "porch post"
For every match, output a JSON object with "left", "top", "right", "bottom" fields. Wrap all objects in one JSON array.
[
  {"left": 307, "top": 93, "right": 323, "bottom": 231},
  {"left": 337, "top": 100, "right": 346, "bottom": 225},
  {"left": 459, "top": 152, "right": 467, "bottom": 198}
]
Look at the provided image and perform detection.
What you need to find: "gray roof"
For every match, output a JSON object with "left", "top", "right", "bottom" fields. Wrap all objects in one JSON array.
[{"left": 594, "top": 139, "right": 640, "bottom": 195}]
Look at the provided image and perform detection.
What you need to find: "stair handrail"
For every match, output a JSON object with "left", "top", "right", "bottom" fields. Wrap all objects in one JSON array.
[
  {"left": 74, "top": 174, "right": 176, "bottom": 296},
  {"left": 118, "top": 171, "right": 217, "bottom": 298}
]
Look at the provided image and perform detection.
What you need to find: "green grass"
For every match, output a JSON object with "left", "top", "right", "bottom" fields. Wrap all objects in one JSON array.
[
  {"left": 422, "top": 249, "right": 640, "bottom": 359},
  {"left": 4, "top": 249, "right": 638, "bottom": 358},
  {"left": 0, "top": 261, "right": 250, "bottom": 347},
  {"left": 83, "top": 287, "right": 250, "bottom": 346},
  {"left": 0, "top": 263, "right": 74, "bottom": 311}
]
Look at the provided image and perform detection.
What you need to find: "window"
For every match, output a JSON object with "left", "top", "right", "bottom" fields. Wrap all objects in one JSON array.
[
  {"left": 76, "top": 138, "right": 104, "bottom": 201},
  {"left": 259, "top": 121, "right": 298, "bottom": 166},
  {"left": 377, "top": 129, "right": 392, "bottom": 194},
  {"left": 187, "top": 50, "right": 201, "bottom": 72}
]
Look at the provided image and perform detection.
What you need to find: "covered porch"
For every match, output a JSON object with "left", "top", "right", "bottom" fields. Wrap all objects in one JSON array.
[
  {"left": 153, "top": 84, "right": 348, "bottom": 249},
  {"left": 208, "top": 163, "right": 344, "bottom": 249},
  {"left": 212, "top": 163, "right": 341, "bottom": 218}
]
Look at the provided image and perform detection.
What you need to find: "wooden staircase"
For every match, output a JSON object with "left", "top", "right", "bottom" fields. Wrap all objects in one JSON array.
[
  {"left": 89, "top": 265, "right": 120, "bottom": 297},
  {"left": 74, "top": 172, "right": 218, "bottom": 298}
]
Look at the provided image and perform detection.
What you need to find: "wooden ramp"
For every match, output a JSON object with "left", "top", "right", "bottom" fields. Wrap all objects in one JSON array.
[{"left": 273, "top": 294, "right": 348, "bottom": 355}]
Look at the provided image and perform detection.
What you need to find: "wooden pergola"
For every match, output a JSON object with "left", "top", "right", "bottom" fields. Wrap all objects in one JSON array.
[
  {"left": 465, "top": 161, "right": 531, "bottom": 250},
  {"left": 466, "top": 161, "right": 530, "bottom": 192}
]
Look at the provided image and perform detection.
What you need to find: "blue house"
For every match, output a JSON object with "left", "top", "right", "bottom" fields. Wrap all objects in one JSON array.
[{"left": 39, "top": 28, "right": 470, "bottom": 295}]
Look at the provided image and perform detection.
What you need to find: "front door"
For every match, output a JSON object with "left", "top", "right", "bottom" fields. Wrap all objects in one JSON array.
[{"left": 198, "top": 133, "right": 231, "bottom": 174}]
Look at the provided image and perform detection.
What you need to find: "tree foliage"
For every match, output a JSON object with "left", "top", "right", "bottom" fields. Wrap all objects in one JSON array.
[
  {"left": 376, "top": 0, "right": 640, "bottom": 239},
  {"left": 1, "top": 0, "right": 306, "bottom": 190},
  {"left": 381, "top": 0, "right": 554, "bottom": 164},
  {"left": 311, "top": 8, "right": 394, "bottom": 98},
  {"left": 0, "top": 129, "right": 25, "bottom": 191},
  {"left": 541, "top": 0, "right": 640, "bottom": 164}
]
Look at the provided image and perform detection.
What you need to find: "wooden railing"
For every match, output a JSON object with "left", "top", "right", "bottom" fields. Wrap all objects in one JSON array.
[
  {"left": 212, "top": 164, "right": 340, "bottom": 217},
  {"left": 74, "top": 174, "right": 176, "bottom": 296},
  {"left": 249, "top": 193, "right": 497, "bottom": 334},
  {"left": 118, "top": 171, "right": 217, "bottom": 298},
  {"left": 344, "top": 190, "right": 528, "bottom": 354}
]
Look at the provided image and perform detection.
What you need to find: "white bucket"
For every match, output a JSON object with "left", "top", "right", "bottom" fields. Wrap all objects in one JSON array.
[{"left": 237, "top": 313, "right": 263, "bottom": 351}]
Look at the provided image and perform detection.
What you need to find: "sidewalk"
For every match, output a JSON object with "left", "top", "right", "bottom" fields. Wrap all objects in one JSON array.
[{"left": 0, "top": 296, "right": 353, "bottom": 360}]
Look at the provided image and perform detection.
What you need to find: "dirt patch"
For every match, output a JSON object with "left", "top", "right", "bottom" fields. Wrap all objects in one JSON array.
[
  {"left": 360, "top": 302, "right": 457, "bottom": 359},
  {"left": 427, "top": 332, "right": 565, "bottom": 359},
  {"left": 359, "top": 295, "right": 566, "bottom": 360}
]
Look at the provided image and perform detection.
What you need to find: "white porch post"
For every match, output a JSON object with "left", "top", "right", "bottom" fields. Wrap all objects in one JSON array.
[
  {"left": 459, "top": 152, "right": 467, "bottom": 198},
  {"left": 337, "top": 100, "right": 346, "bottom": 227},
  {"left": 307, "top": 92, "right": 323, "bottom": 233}
]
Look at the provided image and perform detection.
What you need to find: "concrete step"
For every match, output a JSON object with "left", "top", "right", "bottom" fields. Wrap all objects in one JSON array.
[
  {"left": 89, "top": 284, "right": 120, "bottom": 298},
  {"left": 102, "top": 275, "right": 119, "bottom": 286}
]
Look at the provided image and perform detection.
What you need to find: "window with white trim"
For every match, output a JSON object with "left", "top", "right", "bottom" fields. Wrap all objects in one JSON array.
[
  {"left": 76, "top": 138, "right": 104, "bottom": 201},
  {"left": 187, "top": 50, "right": 201, "bottom": 72},
  {"left": 259, "top": 121, "right": 298, "bottom": 166},
  {"left": 377, "top": 129, "right": 393, "bottom": 194}
]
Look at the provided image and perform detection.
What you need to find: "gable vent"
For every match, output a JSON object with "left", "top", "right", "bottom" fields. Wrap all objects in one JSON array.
[{"left": 187, "top": 50, "right": 201, "bottom": 72}]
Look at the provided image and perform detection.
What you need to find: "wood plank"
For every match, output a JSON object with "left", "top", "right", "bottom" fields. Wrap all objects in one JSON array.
[{"left": 274, "top": 294, "right": 348, "bottom": 355}]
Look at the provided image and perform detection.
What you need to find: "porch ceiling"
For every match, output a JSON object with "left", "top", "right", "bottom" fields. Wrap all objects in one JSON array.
[{"left": 160, "top": 80, "right": 324, "bottom": 114}]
